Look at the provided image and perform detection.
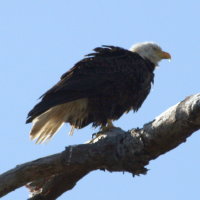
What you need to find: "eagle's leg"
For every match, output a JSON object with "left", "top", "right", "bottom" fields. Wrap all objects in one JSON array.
[
  {"left": 92, "top": 120, "right": 117, "bottom": 139},
  {"left": 107, "top": 119, "right": 115, "bottom": 129},
  {"left": 101, "top": 119, "right": 115, "bottom": 132}
]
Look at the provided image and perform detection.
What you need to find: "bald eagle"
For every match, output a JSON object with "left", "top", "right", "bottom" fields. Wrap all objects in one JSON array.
[{"left": 26, "top": 42, "right": 171, "bottom": 143}]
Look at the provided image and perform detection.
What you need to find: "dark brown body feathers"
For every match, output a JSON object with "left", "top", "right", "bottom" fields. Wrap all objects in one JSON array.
[{"left": 27, "top": 46, "right": 155, "bottom": 131}]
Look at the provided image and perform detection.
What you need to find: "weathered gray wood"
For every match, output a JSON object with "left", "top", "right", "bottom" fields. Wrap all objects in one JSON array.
[{"left": 0, "top": 94, "right": 200, "bottom": 199}]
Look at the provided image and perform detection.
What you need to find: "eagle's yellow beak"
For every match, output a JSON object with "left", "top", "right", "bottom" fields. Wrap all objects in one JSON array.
[{"left": 160, "top": 51, "right": 171, "bottom": 59}]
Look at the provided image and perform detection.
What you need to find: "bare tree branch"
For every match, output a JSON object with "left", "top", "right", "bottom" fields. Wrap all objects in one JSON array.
[
  {"left": 27, "top": 170, "right": 90, "bottom": 200},
  {"left": 0, "top": 93, "right": 200, "bottom": 199}
]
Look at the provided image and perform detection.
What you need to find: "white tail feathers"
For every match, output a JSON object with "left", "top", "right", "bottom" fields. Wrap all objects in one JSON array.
[
  {"left": 30, "top": 106, "right": 66, "bottom": 143},
  {"left": 29, "top": 98, "right": 88, "bottom": 143}
]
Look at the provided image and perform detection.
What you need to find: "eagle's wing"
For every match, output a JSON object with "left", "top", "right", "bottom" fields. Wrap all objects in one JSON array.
[{"left": 26, "top": 46, "right": 148, "bottom": 123}]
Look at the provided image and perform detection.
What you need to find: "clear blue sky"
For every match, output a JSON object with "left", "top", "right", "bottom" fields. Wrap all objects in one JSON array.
[{"left": 1, "top": 1, "right": 200, "bottom": 199}]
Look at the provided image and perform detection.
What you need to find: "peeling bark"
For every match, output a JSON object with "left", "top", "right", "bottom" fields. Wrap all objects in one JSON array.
[{"left": 0, "top": 94, "right": 200, "bottom": 200}]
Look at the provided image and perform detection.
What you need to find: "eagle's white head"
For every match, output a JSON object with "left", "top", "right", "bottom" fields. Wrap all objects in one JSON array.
[{"left": 130, "top": 42, "right": 171, "bottom": 66}]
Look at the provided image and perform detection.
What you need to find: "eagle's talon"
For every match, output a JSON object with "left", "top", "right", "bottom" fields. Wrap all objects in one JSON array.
[{"left": 92, "top": 132, "right": 98, "bottom": 138}]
